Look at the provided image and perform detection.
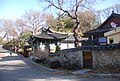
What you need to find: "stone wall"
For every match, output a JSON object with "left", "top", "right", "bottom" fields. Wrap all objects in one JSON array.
[
  {"left": 56, "top": 44, "right": 120, "bottom": 69},
  {"left": 32, "top": 43, "right": 120, "bottom": 69},
  {"left": 93, "top": 48, "right": 120, "bottom": 68},
  {"left": 57, "top": 50, "right": 83, "bottom": 68}
]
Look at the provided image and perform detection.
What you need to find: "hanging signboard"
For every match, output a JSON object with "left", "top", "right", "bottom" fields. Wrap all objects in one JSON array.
[{"left": 98, "top": 37, "right": 107, "bottom": 43}]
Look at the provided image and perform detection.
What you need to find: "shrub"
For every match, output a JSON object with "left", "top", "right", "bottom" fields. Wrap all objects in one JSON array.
[
  {"left": 40, "top": 58, "right": 47, "bottom": 64},
  {"left": 63, "top": 62, "right": 79, "bottom": 70},
  {"left": 49, "top": 60, "right": 61, "bottom": 69}
]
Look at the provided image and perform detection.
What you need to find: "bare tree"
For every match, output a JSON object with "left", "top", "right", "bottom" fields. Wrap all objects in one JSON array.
[
  {"left": 22, "top": 10, "right": 45, "bottom": 34},
  {"left": 78, "top": 11, "right": 96, "bottom": 32},
  {"left": 114, "top": 4, "right": 120, "bottom": 13},
  {"left": 0, "top": 32, "right": 7, "bottom": 42},
  {"left": 0, "top": 19, "right": 17, "bottom": 41},
  {"left": 16, "top": 19, "right": 25, "bottom": 32},
  {"left": 37, "top": 0, "right": 96, "bottom": 47},
  {"left": 0, "top": 20, "right": 7, "bottom": 41},
  {"left": 15, "top": 19, "right": 29, "bottom": 36},
  {"left": 43, "top": 13, "right": 55, "bottom": 27},
  {"left": 96, "top": 4, "right": 120, "bottom": 23}
]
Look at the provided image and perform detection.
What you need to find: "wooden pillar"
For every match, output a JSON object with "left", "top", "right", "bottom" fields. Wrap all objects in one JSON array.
[
  {"left": 44, "top": 43, "right": 50, "bottom": 53},
  {"left": 67, "top": 42, "right": 69, "bottom": 49}
]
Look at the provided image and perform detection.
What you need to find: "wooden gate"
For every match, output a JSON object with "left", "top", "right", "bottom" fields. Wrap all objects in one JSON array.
[{"left": 83, "top": 51, "right": 92, "bottom": 69}]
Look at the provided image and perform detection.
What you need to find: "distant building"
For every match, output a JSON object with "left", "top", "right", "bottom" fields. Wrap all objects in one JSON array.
[
  {"left": 61, "top": 33, "right": 88, "bottom": 49},
  {"left": 83, "top": 13, "right": 120, "bottom": 45},
  {"left": 104, "top": 27, "right": 120, "bottom": 44}
]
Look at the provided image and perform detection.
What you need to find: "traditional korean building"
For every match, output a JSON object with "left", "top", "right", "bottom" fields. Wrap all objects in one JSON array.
[
  {"left": 83, "top": 13, "right": 120, "bottom": 45},
  {"left": 104, "top": 26, "right": 120, "bottom": 44},
  {"left": 61, "top": 33, "right": 88, "bottom": 49},
  {"left": 27, "top": 27, "right": 68, "bottom": 59}
]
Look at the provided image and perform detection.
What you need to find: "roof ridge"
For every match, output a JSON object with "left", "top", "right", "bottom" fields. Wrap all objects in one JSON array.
[{"left": 98, "top": 13, "right": 120, "bottom": 29}]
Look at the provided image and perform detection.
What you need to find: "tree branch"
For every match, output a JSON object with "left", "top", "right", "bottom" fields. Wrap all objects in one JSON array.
[
  {"left": 46, "top": 0, "right": 76, "bottom": 19},
  {"left": 75, "top": 0, "right": 84, "bottom": 19}
]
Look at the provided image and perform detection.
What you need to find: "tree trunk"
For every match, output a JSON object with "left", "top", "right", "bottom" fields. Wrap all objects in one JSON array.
[
  {"left": 0, "top": 33, "right": 7, "bottom": 42},
  {"left": 73, "top": 22, "right": 80, "bottom": 47}
]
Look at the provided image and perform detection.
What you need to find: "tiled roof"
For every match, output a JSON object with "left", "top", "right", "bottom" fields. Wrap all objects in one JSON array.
[
  {"left": 84, "top": 13, "right": 120, "bottom": 35},
  {"left": 58, "top": 43, "right": 120, "bottom": 53},
  {"left": 84, "top": 28, "right": 111, "bottom": 35},
  {"left": 62, "top": 33, "right": 88, "bottom": 42},
  {"left": 28, "top": 28, "right": 68, "bottom": 41},
  {"left": 26, "top": 28, "right": 68, "bottom": 44},
  {"left": 34, "top": 30, "right": 68, "bottom": 40}
]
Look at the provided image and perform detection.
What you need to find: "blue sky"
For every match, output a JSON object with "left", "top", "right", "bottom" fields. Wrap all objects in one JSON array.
[
  {"left": 0, "top": 0, "right": 42, "bottom": 19},
  {"left": 94, "top": 0, "right": 120, "bottom": 10},
  {"left": 0, "top": 0, "right": 120, "bottom": 20}
]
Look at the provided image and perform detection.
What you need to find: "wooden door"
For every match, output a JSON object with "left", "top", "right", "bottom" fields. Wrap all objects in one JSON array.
[{"left": 83, "top": 51, "right": 92, "bottom": 69}]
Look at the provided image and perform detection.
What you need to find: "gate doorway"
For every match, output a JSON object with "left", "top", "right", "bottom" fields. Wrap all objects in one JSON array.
[{"left": 83, "top": 51, "right": 92, "bottom": 69}]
